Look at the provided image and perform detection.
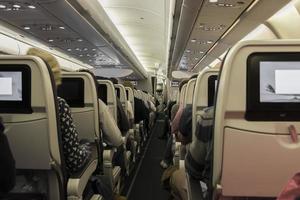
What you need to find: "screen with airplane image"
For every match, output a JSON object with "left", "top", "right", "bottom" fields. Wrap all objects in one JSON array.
[{"left": 260, "top": 61, "right": 300, "bottom": 103}]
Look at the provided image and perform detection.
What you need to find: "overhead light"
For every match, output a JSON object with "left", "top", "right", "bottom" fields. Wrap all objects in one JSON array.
[
  {"left": 59, "top": 26, "right": 65, "bottom": 30},
  {"left": 86, "top": 54, "right": 91, "bottom": 57},
  {"left": 209, "top": 0, "right": 218, "bottom": 2},
  {"left": 77, "top": 38, "right": 83, "bottom": 42},
  {"left": 195, "top": 57, "right": 199, "bottom": 60},
  {"left": 75, "top": 47, "right": 81, "bottom": 51},
  {"left": 207, "top": 40, "right": 213, "bottom": 44},
  {"left": 67, "top": 48, "right": 72, "bottom": 52},
  {"left": 23, "top": 26, "right": 30, "bottom": 30},
  {"left": 12, "top": 4, "right": 21, "bottom": 8},
  {"left": 186, "top": 49, "right": 191, "bottom": 53},
  {"left": 83, "top": 48, "right": 88, "bottom": 51},
  {"left": 89, "top": 59, "right": 92, "bottom": 62},
  {"left": 200, "top": 51, "right": 204, "bottom": 54},
  {"left": 0, "top": 4, "right": 6, "bottom": 9},
  {"left": 79, "top": 54, "right": 83, "bottom": 57},
  {"left": 48, "top": 39, "right": 54, "bottom": 42},
  {"left": 92, "top": 48, "right": 96, "bottom": 51},
  {"left": 191, "top": 39, "right": 197, "bottom": 43},
  {"left": 27, "top": 5, "right": 36, "bottom": 9}
]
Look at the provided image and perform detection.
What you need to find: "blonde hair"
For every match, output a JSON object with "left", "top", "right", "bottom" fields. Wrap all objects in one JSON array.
[{"left": 27, "top": 48, "right": 61, "bottom": 86}]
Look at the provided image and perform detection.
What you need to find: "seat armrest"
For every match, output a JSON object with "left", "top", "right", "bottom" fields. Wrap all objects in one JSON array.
[{"left": 67, "top": 159, "right": 98, "bottom": 199}]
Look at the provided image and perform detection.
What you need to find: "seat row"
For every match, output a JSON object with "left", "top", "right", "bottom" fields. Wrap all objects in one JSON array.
[
  {"left": 166, "top": 40, "right": 300, "bottom": 200},
  {"left": 0, "top": 53, "right": 156, "bottom": 200}
]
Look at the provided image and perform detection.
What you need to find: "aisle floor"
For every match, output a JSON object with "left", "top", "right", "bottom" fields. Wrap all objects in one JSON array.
[{"left": 127, "top": 119, "right": 170, "bottom": 200}]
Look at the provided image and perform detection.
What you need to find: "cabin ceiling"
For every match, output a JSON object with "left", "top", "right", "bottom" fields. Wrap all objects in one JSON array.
[
  {"left": 0, "top": 0, "right": 145, "bottom": 80},
  {"left": 169, "top": 0, "right": 292, "bottom": 78},
  {"left": 98, "top": 0, "right": 174, "bottom": 75}
]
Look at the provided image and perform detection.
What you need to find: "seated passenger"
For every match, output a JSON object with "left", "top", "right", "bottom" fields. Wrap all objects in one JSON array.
[
  {"left": 169, "top": 107, "right": 213, "bottom": 200},
  {"left": 185, "top": 107, "right": 214, "bottom": 181},
  {"left": 0, "top": 116, "right": 16, "bottom": 193},
  {"left": 126, "top": 100, "right": 134, "bottom": 128},
  {"left": 98, "top": 99, "right": 124, "bottom": 147},
  {"left": 109, "top": 78, "right": 130, "bottom": 135},
  {"left": 99, "top": 97, "right": 128, "bottom": 178},
  {"left": 27, "top": 48, "right": 91, "bottom": 176},
  {"left": 160, "top": 103, "right": 185, "bottom": 169}
]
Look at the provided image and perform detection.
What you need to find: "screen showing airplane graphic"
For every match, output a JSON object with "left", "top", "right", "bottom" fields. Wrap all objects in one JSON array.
[{"left": 260, "top": 62, "right": 300, "bottom": 103}]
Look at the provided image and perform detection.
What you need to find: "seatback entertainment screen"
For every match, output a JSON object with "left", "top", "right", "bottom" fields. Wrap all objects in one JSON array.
[
  {"left": 208, "top": 75, "right": 218, "bottom": 107},
  {"left": 57, "top": 78, "right": 85, "bottom": 107},
  {"left": 0, "top": 72, "right": 22, "bottom": 101},
  {"left": 260, "top": 62, "right": 300, "bottom": 103},
  {"left": 246, "top": 52, "right": 300, "bottom": 121},
  {"left": 0, "top": 65, "right": 31, "bottom": 113}
]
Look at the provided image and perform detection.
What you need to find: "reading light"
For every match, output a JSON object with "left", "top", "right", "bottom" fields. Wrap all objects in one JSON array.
[
  {"left": 12, "top": 4, "right": 21, "bottom": 8},
  {"left": 191, "top": 39, "right": 197, "bottom": 43},
  {"left": 59, "top": 26, "right": 65, "bottom": 30},
  {"left": 186, "top": 49, "right": 191, "bottom": 53},
  {"left": 23, "top": 26, "right": 30, "bottom": 30},
  {"left": 0, "top": 4, "right": 6, "bottom": 9},
  {"left": 27, "top": 5, "right": 36, "bottom": 9},
  {"left": 209, "top": 0, "right": 218, "bottom": 2},
  {"left": 67, "top": 48, "right": 72, "bottom": 52},
  {"left": 48, "top": 39, "right": 54, "bottom": 42},
  {"left": 77, "top": 38, "right": 83, "bottom": 42}
]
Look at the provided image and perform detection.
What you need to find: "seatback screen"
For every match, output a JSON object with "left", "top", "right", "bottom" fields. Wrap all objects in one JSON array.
[
  {"left": 57, "top": 78, "right": 84, "bottom": 107},
  {"left": 260, "top": 62, "right": 300, "bottom": 103},
  {"left": 207, "top": 75, "right": 218, "bottom": 107},
  {"left": 126, "top": 90, "right": 129, "bottom": 100},
  {"left": 247, "top": 52, "right": 300, "bottom": 121},
  {"left": 98, "top": 84, "right": 108, "bottom": 104},
  {"left": 0, "top": 72, "right": 22, "bottom": 101},
  {"left": 115, "top": 88, "right": 120, "bottom": 98},
  {"left": 0, "top": 65, "right": 31, "bottom": 113}
]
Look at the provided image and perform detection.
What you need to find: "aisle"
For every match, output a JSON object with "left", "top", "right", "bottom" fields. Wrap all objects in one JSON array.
[{"left": 127, "top": 117, "right": 171, "bottom": 200}]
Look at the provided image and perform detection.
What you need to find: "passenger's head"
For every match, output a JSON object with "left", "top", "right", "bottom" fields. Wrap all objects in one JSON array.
[
  {"left": 123, "top": 81, "right": 134, "bottom": 90},
  {"left": 27, "top": 48, "right": 61, "bottom": 86},
  {"left": 179, "top": 79, "right": 188, "bottom": 92},
  {"left": 109, "top": 78, "right": 118, "bottom": 84}
]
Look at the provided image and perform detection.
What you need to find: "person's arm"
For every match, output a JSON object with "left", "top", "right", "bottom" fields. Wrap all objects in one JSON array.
[
  {"left": 0, "top": 117, "right": 16, "bottom": 193},
  {"left": 99, "top": 100, "right": 123, "bottom": 147},
  {"left": 171, "top": 105, "right": 184, "bottom": 136}
]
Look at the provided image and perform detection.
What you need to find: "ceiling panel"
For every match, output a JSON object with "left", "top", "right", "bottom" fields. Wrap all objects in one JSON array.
[
  {"left": 0, "top": 0, "right": 142, "bottom": 78},
  {"left": 99, "top": 0, "right": 172, "bottom": 73},
  {"left": 177, "top": 0, "right": 254, "bottom": 71}
]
